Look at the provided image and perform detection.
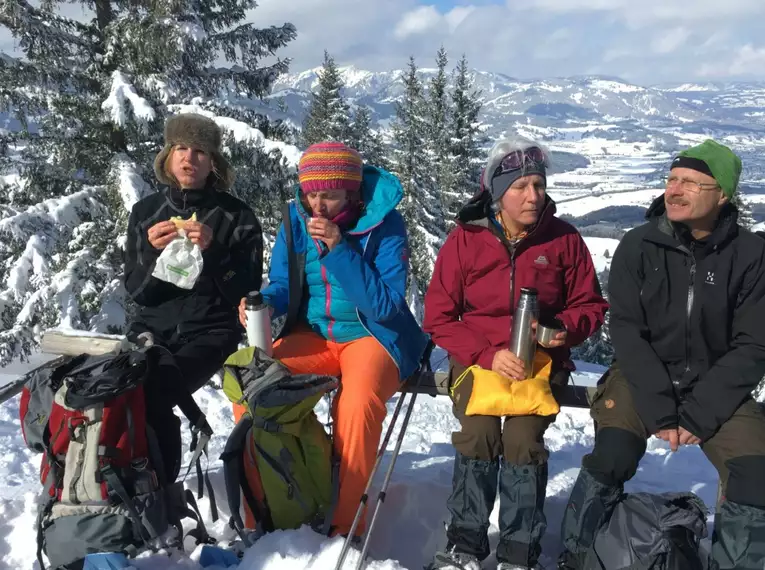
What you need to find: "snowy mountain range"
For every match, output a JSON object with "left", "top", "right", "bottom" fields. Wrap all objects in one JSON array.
[
  {"left": 270, "top": 66, "right": 765, "bottom": 231},
  {"left": 272, "top": 65, "right": 765, "bottom": 133}
]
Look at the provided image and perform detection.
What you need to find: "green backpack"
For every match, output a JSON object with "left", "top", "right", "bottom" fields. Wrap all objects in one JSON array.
[{"left": 221, "top": 346, "right": 340, "bottom": 544}]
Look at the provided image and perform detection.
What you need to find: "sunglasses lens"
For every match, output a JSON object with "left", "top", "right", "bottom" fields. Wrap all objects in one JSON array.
[
  {"left": 500, "top": 151, "right": 523, "bottom": 172},
  {"left": 526, "top": 147, "right": 545, "bottom": 162}
]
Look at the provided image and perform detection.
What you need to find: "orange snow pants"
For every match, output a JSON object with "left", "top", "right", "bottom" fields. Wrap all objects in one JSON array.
[{"left": 233, "top": 328, "right": 400, "bottom": 537}]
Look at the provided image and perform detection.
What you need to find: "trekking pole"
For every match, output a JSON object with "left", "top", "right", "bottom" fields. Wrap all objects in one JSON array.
[
  {"left": 334, "top": 341, "right": 434, "bottom": 570},
  {"left": 333, "top": 385, "right": 410, "bottom": 570},
  {"left": 354, "top": 342, "right": 434, "bottom": 570},
  {"left": 354, "top": 383, "right": 422, "bottom": 569}
]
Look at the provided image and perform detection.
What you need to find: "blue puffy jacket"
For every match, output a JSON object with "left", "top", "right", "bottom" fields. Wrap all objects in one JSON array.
[{"left": 262, "top": 165, "right": 430, "bottom": 379}]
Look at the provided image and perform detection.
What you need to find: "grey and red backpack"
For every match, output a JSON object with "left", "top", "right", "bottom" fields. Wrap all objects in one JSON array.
[{"left": 20, "top": 347, "right": 216, "bottom": 569}]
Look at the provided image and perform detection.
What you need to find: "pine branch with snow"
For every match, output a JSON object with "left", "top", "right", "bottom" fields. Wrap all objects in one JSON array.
[
  {"left": 731, "top": 192, "right": 755, "bottom": 229},
  {"left": 571, "top": 268, "right": 614, "bottom": 367},
  {"left": 349, "top": 105, "right": 390, "bottom": 170}
]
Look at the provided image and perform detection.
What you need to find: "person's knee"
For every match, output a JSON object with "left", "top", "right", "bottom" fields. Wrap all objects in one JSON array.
[
  {"left": 452, "top": 417, "right": 502, "bottom": 462},
  {"left": 336, "top": 382, "right": 388, "bottom": 424},
  {"left": 582, "top": 427, "right": 646, "bottom": 486},
  {"left": 502, "top": 421, "right": 549, "bottom": 466},
  {"left": 725, "top": 456, "right": 765, "bottom": 508}
]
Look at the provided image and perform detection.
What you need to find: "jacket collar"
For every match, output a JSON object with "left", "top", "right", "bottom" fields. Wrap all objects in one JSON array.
[
  {"left": 456, "top": 190, "right": 557, "bottom": 244},
  {"left": 644, "top": 194, "right": 738, "bottom": 253},
  {"left": 164, "top": 184, "right": 220, "bottom": 210}
]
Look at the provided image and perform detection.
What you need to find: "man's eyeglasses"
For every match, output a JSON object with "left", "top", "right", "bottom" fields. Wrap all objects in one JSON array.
[{"left": 664, "top": 175, "right": 720, "bottom": 194}]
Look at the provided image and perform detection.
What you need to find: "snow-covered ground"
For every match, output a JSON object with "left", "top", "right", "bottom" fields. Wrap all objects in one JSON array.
[{"left": 0, "top": 351, "right": 722, "bottom": 570}]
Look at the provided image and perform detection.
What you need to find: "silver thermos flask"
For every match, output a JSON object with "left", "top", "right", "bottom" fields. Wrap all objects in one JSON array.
[
  {"left": 245, "top": 290, "right": 273, "bottom": 357},
  {"left": 509, "top": 287, "right": 538, "bottom": 379}
]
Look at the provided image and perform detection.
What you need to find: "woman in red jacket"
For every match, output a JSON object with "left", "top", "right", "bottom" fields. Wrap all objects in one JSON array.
[{"left": 423, "top": 136, "right": 608, "bottom": 570}]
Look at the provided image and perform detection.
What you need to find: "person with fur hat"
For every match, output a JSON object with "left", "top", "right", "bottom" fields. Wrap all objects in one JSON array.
[
  {"left": 235, "top": 141, "right": 429, "bottom": 538},
  {"left": 558, "top": 140, "right": 765, "bottom": 570},
  {"left": 423, "top": 136, "right": 608, "bottom": 570},
  {"left": 124, "top": 112, "right": 263, "bottom": 483}
]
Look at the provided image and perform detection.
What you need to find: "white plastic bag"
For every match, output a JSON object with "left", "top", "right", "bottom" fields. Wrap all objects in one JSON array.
[{"left": 151, "top": 229, "right": 204, "bottom": 289}]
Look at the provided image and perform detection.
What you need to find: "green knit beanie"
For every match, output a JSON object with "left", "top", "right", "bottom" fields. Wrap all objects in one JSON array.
[{"left": 673, "top": 139, "right": 742, "bottom": 199}]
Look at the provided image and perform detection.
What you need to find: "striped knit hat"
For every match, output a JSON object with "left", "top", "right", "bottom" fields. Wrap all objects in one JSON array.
[{"left": 298, "top": 142, "right": 363, "bottom": 193}]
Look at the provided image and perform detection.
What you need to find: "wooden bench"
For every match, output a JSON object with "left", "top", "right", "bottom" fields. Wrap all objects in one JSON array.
[{"left": 0, "top": 329, "right": 725, "bottom": 507}]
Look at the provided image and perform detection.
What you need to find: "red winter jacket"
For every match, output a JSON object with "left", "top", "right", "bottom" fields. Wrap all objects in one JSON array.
[{"left": 423, "top": 192, "right": 608, "bottom": 372}]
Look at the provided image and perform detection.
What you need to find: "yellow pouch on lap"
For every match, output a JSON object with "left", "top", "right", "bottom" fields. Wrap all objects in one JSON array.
[{"left": 450, "top": 350, "right": 559, "bottom": 417}]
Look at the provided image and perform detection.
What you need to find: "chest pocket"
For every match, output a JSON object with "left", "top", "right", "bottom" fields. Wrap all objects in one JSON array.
[
  {"left": 639, "top": 253, "right": 682, "bottom": 343},
  {"left": 529, "top": 262, "right": 565, "bottom": 310}
]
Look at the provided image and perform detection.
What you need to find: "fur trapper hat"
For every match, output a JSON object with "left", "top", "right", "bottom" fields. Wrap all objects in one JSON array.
[{"left": 153, "top": 113, "right": 234, "bottom": 190}]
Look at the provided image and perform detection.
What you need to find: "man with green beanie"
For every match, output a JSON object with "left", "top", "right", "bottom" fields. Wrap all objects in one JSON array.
[{"left": 558, "top": 139, "right": 765, "bottom": 570}]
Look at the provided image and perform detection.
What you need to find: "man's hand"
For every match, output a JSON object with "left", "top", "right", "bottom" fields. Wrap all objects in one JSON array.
[
  {"left": 678, "top": 427, "right": 701, "bottom": 446},
  {"left": 491, "top": 349, "right": 526, "bottom": 380},
  {"left": 148, "top": 221, "right": 179, "bottom": 250},
  {"left": 655, "top": 428, "right": 680, "bottom": 452},
  {"left": 307, "top": 217, "right": 342, "bottom": 251},
  {"left": 184, "top": 221, "right": 214, "bottom": 250}
]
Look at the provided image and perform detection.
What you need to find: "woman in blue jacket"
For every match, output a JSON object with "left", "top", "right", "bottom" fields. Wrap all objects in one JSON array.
[{"left": 239, "top": 141, "right": 429, "bottom": 538}]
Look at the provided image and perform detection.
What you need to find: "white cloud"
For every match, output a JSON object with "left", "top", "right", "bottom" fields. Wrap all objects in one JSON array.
[
  {"left": 394, "top": 5, "right": 476, "bottom": 39},
  {"left": 650, "top": 28, "right": 691, "bottom": 54},
  {"left": 444, "top": 6, "right": 475, "bottom": 31},
  {"left": 698, "top": 44, "right": 765, "bottom": 78},
  {"left": 394, "top": 6, "right": 442, "bottom": 39}
]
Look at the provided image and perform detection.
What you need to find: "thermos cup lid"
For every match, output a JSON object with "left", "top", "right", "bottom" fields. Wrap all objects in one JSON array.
[
  {"left": 246, "top": 291, "right": 263, "bottom": 306},
  {"left": 520, "top": 287, "right": 538, "bottom": 296}
]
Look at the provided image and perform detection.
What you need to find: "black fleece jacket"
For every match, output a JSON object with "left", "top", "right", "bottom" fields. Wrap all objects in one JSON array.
[
  {"left": 123, "top": 185, "right": 263, "bottom": 343},
  {"left": 609, "top": 196, "right": 765, "bottom": 441}
]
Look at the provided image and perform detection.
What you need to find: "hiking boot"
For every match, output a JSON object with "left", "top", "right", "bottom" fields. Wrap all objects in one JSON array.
[{"left": 425, "top": 548, "right": 481, "bottom": 570}]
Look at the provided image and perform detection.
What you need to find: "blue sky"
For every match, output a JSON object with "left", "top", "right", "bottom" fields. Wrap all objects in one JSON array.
[{"left": 2, "top": 0, "right": 765, "bottom": 85}]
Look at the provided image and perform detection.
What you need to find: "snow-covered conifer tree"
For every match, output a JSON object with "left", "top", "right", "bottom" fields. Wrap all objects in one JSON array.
[
  {"left": 302, "top": 51, "right": 350, "bottom": 147},
  {"left": 445, "top": 55, "right": 483, "bottom": 225},
  {"left": 0, "top": 0, "right": 298, "bottom": 365},
  {"left": 348, "top": 105, "right": 389, "bottom": 169}
]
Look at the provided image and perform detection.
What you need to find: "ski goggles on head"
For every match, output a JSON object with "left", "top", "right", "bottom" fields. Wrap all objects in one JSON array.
[
  {"left": 489, "top": 147, "right": 547, "bottom": 200},
  {"left": 492, "top": 146, "right": 547, "bottom": 178}
]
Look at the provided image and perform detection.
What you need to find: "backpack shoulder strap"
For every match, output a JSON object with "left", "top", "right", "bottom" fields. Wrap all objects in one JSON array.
[
  {"left": 281, "top": 202, "right": 303, "bottom": 339},
  {"left": 221, "top": 416, "right": 272, "bottom": 544}
]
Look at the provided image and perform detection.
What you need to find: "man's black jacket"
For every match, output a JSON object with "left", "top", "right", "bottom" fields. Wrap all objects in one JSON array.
[
  {"left": 609, "top": 195, "right": 765, "bottom": 441},
  {"left": 123, "top": 185, "right": 263, "bottom": 343}
]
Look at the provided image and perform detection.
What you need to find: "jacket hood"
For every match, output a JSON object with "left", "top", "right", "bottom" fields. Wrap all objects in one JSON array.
[
  {"left": 293, "top": 165, "right": 403, "bottom": 235},
  {"left": 645, "top": 194, "right": 739, "bottom": 248}
]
